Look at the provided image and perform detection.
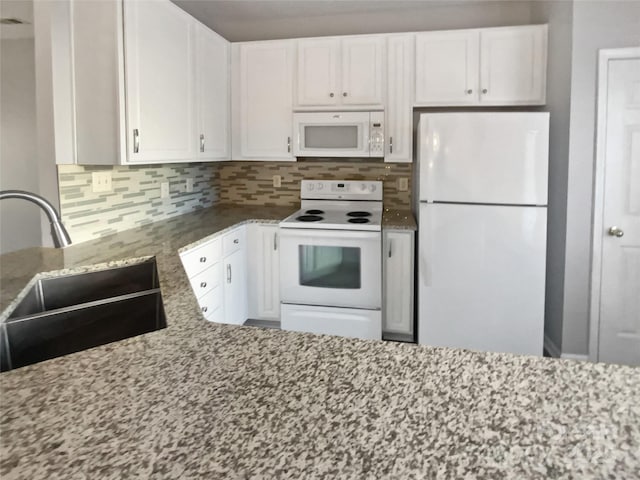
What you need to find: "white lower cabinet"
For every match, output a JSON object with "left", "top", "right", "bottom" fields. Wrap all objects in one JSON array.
[
  {"left": 180, "top": 225, "right": 247, "bottom": 325},
  {"left": 222, "top": 248, "right": 247, "bottom": 325},
  {"left": 382, "top": 230, "right": 415, "bottom": 340},
  {"left": 247, "top": 224, "right": 280, "bottom": 321}
]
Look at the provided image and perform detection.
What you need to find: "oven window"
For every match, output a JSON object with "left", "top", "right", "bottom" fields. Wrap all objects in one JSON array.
[
  {"left": 299, "top": 245, "right": 361, "bottom": 289},
  {"left": 304, "top": 126, "right": 358, "bottom": 149}
]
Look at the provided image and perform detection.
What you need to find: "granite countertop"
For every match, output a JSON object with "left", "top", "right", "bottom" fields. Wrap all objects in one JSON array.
[
  {"left": 1, "top": 204, "right": 639, "bottom": 479},
  {"left": 382, "top": 208, "right": 417, "bottom": 230}
]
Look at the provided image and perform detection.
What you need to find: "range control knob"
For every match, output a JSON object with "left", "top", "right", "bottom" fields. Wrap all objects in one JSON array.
[
  {"left": 307, "top": 183, "right": 314, "bottom": 191},
  {"left": 369, "top": 184, "right": 377, "bottom": 192},
  {"left": 317, "top": 182, "right": 324, "bottom": 190},
  {"left": 360, "top": 183, "right": 367, "bottom": 192}
]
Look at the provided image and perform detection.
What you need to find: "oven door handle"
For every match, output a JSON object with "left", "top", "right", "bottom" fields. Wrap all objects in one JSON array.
[{"left": 278, "top": 228, "right": 380, "bottom": 242}]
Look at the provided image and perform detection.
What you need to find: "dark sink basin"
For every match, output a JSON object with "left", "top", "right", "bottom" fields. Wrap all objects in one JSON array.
[{"left": 0, "top": 258, "right": 167, "bottom": 372}]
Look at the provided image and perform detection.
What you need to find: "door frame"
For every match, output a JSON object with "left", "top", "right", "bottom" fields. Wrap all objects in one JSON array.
[{"left": 588, "top": 47, "right": 640, "bottom": 363}]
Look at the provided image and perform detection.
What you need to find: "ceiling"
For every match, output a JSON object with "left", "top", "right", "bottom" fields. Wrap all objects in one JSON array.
[{"left": 172, "top": 0, "right": 535, "bottom": 42}]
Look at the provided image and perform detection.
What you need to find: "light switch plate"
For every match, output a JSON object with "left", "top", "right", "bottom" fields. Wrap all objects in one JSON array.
[
  {"left": 273, "top": 175, "right": 282, "bottom": 188},
  {"left": 92, "top": 171, "right": 112, "bottom": 193},
  {"left": 398, "top": 177, "right": 409, "bottom": 192}
]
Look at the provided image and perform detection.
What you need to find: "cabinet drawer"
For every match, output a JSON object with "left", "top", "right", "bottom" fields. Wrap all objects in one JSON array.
[
  {"left": 222, "top": 227, "right": 245, "bottom": 256},
  {"left": 189, "top": 263, "right": 221, "bottom": 299},
  {"left": 198, "top": 285, "right": 223, "bottom": 320},
  {"left": 204, "top": 305, "right": 224, "bottom": 323},
  {"left": 180, "top": 238, "right": 222, "bottom": 277}
]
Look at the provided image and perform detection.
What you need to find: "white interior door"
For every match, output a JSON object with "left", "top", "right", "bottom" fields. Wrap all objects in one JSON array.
[{"left": 593, "top": 54, "right": 640, "bottom": 366}]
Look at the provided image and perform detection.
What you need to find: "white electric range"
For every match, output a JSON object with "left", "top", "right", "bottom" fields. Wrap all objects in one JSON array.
[{"left": 279, "top": 180, "right": 383, "bottom": 340}]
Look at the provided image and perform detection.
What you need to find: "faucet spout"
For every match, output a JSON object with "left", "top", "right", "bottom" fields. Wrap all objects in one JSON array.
[{"left": 0, "top": 190, "right": 72, "bottom": 248}]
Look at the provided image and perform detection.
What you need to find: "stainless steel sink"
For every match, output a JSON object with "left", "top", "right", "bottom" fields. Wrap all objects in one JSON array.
[{"left": 0, "top": 258, "right": 167, "bottom": 372}]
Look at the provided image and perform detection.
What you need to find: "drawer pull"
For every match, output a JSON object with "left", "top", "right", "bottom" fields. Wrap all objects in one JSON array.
[
  {"left": 233, "top": 238, "right": 239, "bottom": 244},
  {"left": 199, "top": 257, "right": 207, "bottom": 263},
  {"left": 200, "top": 282, "right": 207, "bottom": 288},
  {"left": 201, "top": 306, "right": 208, "bottom": 313}
]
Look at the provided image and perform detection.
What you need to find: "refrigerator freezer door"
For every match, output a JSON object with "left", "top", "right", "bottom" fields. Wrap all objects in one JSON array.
[
  {"left": 419, "top": 112, "right": 549, "bottom": 205},
  {"left": 418, "top": 203, "right": 546, "bottom": 356}
]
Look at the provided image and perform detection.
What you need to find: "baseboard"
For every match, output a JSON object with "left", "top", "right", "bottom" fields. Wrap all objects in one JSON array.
[
  {"left": 560, "top": 353, "right": 589, "bottom": 362},
  {"left": 544, "top": 334, "right": 561, "bottom": 358}
]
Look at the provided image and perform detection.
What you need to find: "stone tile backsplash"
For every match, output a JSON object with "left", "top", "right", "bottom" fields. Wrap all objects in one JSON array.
[
  {"left": 58, "top": 163, "right": 220, "bottom": 244},
  {"left": 218, "top": 160, "right": 412, "bottom": 208},
  {"left": 58, "top": 160, "right": 412, "bottom": 244}
]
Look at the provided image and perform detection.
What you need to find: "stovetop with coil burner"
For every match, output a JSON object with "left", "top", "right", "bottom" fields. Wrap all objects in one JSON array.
[{"left": 280, "top": 180, "right": 383, "bottom": 231}]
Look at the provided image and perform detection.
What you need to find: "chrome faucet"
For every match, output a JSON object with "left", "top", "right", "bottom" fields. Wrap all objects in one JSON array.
[{"left": 0, "top": 190, "right": 72, "bottom": 248}]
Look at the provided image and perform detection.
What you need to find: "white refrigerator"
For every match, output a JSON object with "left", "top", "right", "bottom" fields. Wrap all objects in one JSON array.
[{"left": 417, "top": 112, "right": 549, "bottom": 356}]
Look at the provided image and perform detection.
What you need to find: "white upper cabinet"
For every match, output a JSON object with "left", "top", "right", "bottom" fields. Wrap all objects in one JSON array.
[
  {"left": 123, "top": 0, "right": 196, "bottom": 163},
  {"left": 295, "top": 36, "right": 385, "bottom": 109},
  {"left": 415, "top": 25, "right": 547, "bottom": 106},
  {"left": 296, "top": 38, "right": 340, "bottom": 107},
  {"left": 479, "top": 25, "right": 547, "bottom": 105},
  {"left": 385, "top": 34, "right": 414, "bottom": 163},
  {"left": 232, "top": 41, "right": 295, "bottom": 161},
  {"left": 415, "top": 29, "right": 479, "bottom": 106},
  {"left": 195, "top": 23, "right": 230, "bottom": 161}
]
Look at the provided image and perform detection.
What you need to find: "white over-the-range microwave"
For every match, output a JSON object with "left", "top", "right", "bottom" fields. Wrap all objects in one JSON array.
[{"left": 293, "top": 111, "right": 384, "bottom": 158}]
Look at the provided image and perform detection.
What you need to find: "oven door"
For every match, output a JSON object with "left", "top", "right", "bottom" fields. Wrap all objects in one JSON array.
[
  {"left": 279, "top": 228, "right": 381, "bottom": 309},
  {"left": 293, "top": 112, "right": 370, "bottom": 157}
]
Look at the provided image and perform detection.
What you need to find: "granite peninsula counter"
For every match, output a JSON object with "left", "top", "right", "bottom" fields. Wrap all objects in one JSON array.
[{"left": 1, "top": 204, "right": 638, "bottom": 479}]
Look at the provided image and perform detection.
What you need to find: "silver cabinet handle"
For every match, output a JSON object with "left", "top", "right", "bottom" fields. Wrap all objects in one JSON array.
[
  {"left": 233, "top": 238, "right": 239, "bottom": 244},
  {"left": 343, "top": 92, "right": 348, "bottom": 97},
  {"left": 608, "top": 226, "right": 624, "bottom": 237},
  {"left": 199, "top": 256, "right": 207, "bottom": 263},
  {"left": 200, "top": 281, "right": 207, "bottom": 288},
  {"left": 133, "top": 129, "right": 140, "bottom": 153},
  {"left": 227, "top": 264, "right": 232, "bottom": 283},
  {"left": 389, "top": 136, "right": 393, "bottom": 154},
  {"left": 388, "top": 240, "right": 392, "bottom": 258},
  {"left": 287, "top": 136, "right": 291, "bottom": 153},
  {"left": 482, "top": 88, "right": 488, "bottom": 94},
  {"left": 200, "top": 134, "right": 205, "bottom": 153},
  {"left": 273, "top": 232, "right": 278, "bottom": 251},
  {"left": 466, "top": 89, "right": 473, "bottom": 94},
  {"left": 201, "top": 306, "right": 208, "bottom": 313},
  {"left": 329, "top": 92, "right": 334, "bottom": 97}
]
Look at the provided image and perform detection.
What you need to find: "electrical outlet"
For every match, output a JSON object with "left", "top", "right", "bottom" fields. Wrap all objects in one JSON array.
[
  {"left": 398, "top": 177, "right": 409, "bottom": 192},
  {"left": 185, "top": 178, "right": 194, "bottom": 193},
  {"left": 273, "top": 175, "right": 282, "bottom": 188},
  {"left": 92, "top": 171, "right": 112, "bottom": 193},
  {"left": 160, "top": 182, "right": 170, "bottom": 199}
]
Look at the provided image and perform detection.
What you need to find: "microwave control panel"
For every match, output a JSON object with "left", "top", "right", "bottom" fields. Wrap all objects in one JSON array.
[{"left": 369, "top": 111, "right": 384, "bottom": 157}]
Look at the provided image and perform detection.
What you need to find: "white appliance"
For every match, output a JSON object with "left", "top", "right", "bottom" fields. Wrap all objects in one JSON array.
[
  {"left": 417, "top": 112, "right": 549, "bottom": 356},
  {"left": 293, "top": 111, "right": 384, "bottom": 158},
  {"left": 279, "top": 180, "right": 383, "bottom": 340}
]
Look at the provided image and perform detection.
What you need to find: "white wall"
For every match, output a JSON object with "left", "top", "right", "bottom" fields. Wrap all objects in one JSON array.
[
  {"left": 0, "top": 38, "right": 41, "bottom": 254},
  {"left": 529, "top": 1, "right": 573, "bottom": 355},
  {"left": 563, "top": 0, "right": 640, "bottom": 355}
]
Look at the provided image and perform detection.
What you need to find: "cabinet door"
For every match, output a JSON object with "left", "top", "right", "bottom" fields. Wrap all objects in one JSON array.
[
  {"left": 385, "top": 34, "right": 413, "bottom": 163},
  {"left": 249, "top": 225, "right": 280, "bottom": 320},
  {"left": 341, "top": 36, "right": 385, "bottom": 106},
  {"left": 195, "top": 23, "right": 230, "bottom": 161},
  {"left": 383, "top": 231, "right": 414, "bottom": 338},
  {"left": 237, "top": 41, "right": 294, "bottom": 160},
  {"left": 296, "top": 38, "right": 339, "bottom": 107},
  {"left": 223, "top": 247, "right": 247, "bottom": 325},
  {"left": 123, "top": 0, "right": 196, "bottom": 163},
  {"left": 415, "top": 30, "right": 479, "bottom": 106},
  {"left": 479, "top": 25, "right": 547, "bottom": 105}
]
